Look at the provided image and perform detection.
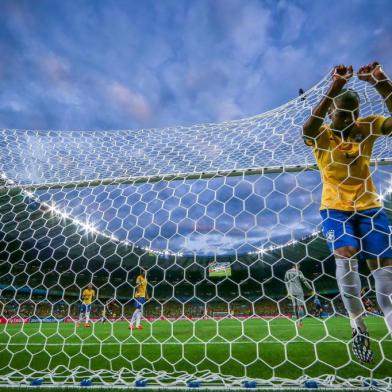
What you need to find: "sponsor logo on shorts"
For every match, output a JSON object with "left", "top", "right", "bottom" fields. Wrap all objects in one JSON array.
[{"left": 326, "top": 230, "right": 335, "bottom": 242}]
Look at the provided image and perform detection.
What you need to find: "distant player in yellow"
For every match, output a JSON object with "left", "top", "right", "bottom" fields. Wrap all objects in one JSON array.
[
  {"left": 129, "top": 269, "right": 148, "bottom": 330},
  {"left": 303, "top": 62, "right": 392, "bottom": 363},
  {"left": 78, "top": 284, "right": 95, "bottom": 327}
]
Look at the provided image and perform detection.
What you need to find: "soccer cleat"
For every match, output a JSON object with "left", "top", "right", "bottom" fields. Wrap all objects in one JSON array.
[
  {"left": 297, "top": 320, "right": 304, "bottom": 328},
  {"left": 129, "top": 325, "right": 135, "bottom": 330},
  {"left": 136, "top": 325, "right": 143, "bottom": 330},
  {"left": 84, "top": 323, "right": 91, "bottom": 328},
  {"left": 352, "top": 328, "right": 374, "bottom": 363}
]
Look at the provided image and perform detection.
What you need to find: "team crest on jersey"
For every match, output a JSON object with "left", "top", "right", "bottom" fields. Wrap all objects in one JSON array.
[{"left": 325, "top": 230, "right": 335, "bottom": 242}]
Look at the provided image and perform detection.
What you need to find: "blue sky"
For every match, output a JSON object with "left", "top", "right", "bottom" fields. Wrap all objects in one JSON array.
[{"left": 0, "top": 0, "right": 391, "bottom": 130}]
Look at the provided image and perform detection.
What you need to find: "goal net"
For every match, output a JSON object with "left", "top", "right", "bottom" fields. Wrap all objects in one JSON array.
[{"left": 0, "top": 72, "right": 391, "bottom": 389}]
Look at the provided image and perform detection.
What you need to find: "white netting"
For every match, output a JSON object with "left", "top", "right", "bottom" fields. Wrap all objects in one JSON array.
[{"left": 0, "top": 72, "right": 391, "bottom": 390}]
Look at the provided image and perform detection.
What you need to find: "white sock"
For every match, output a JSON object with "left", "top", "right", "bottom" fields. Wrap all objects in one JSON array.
[
  {"left": 85, "top": 312, "right": 90, "bottom": 324},
  {"left": 372, "top": 266, "right": 392, "bottom": 333},
  {"left": 336, "top": 258, "right": 366, "bottom": 331},
  {"left": 79, "top": 313, "right": 84, "bottom": 322},
  {"left": 136, "top": 310, "right": 142, "bottom": 327},
  {"left": 130, "top": 309, "right": 139, "bottom": 326}
]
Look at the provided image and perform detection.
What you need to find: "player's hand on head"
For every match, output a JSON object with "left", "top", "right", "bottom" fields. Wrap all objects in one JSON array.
[
  {"left": 331, "top": 64, "right": 353, "bottom": 87},
  {"left": 357, "top": 62, "right": 387, "bottom": 85}
]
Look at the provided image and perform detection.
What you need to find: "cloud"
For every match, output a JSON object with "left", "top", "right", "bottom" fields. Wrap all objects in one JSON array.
[
  {"left": 277, "top": 1, "right": 306, "bottom": 44},
  {"left": 1, "top": 0, "right": 391, "bottom": 129},
  {"left": 106, "top": 81, "right": 153, "bottom": 122},
  {"left": 214, "top": 98, "right": 244, "bottom": 122},
  {"left": 41, "top": 53, "right": 70, "bottom": 83},
  {"left": 227, "top": 2, "right": 271, "bottom": 63},
  {"left": 0, "top": 100, "right": 26, "bottom": 113}
]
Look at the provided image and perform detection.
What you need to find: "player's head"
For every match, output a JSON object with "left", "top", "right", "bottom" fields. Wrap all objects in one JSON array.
[
  {"left": 87, "top": 283, "right": 93, "bottom": 290},
  {"left": 139, "top": 268, "right": 146, "bottom": 277},
  {"left": 329, "top": 89, "right": 360, "bottom": 133}
]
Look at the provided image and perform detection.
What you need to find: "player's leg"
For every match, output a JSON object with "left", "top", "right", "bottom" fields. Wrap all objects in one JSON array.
[
  {"left": 297, "top": 296, "right": 306, "bottom": 327},
  {"left": 85, "top": 305, "right": 91, "bottom": 327},
  {"left": 78, "top": 304, "right": 85, "bottom": 327},
  {"left": 335, "top": 246, "right": 374, "bottom": 363},
  {"left": 135, "top": 309, "right": 142, "bottom": 328},
  {"left": 291, "top": 297, "right": 299, "bottom": 322},
  {"left": 321, "top": 209, "right": 373, "bottom": 362},
  {"left": 359, "top": 208, "right": 392, "bottom": 334},
  {"left": 129, "top": 299, "right": 140, "bottom": 330},
  {"left": 321, "top": 210, "right": 366, "bottom": 330},
  {"left": 136, "top": 298, "right": 145, "bottom": 329}
]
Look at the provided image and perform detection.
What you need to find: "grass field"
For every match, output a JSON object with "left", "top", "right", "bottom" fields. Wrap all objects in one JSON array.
[{"left": 0, "top": 316, "right": 391, "bottom": 388}]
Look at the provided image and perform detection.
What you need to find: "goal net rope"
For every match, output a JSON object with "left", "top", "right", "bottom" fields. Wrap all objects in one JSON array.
[{"left": 0, "top": 71, "right": 391, "bottom": 389}]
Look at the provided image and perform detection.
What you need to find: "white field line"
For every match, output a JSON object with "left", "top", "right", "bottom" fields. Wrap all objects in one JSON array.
[{"left": 0, "top": 338, "right": 348, "bottom": 346}]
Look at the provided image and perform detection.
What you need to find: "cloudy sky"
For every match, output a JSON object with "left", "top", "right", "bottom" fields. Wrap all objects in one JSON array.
[
  {"left": 1, "top": 0, "right": 392, "bottom": 256},
  {"left": 0, "top": 0, "right": 391, "bottom": 130}
]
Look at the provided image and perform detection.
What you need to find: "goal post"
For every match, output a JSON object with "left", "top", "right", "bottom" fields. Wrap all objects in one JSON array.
[{"left": 0, "top": 72, "right": 391, "bottom": 390}]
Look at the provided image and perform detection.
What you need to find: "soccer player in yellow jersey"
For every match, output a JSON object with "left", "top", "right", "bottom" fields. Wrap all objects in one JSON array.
[
  {"left": 303, "top": 62, "right": 392, "bottom": 363},
  {"left": 129, "top": 269, "right": 148, "bottom": 330},
  {"left": 78, "top": 284, "right": 95, "bottom": 327}
]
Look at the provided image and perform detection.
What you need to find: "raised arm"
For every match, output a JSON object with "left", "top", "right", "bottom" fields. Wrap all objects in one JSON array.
[
  {"left": 303, "top": 65, "right": 353, "bottom": 139},
  {"left": 358, "top": 62, "right": 392, "bottom": 135}
]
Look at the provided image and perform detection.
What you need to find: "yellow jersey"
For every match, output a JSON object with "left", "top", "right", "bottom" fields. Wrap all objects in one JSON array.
[
  {"left": 304, "top": 115, "right": 386, "bottom": 211},
  {"left": 135, "top": 275, "right": 147, "bottom": 298},
  {"left": 82, "top": 288, "right": 95, "bottom": 305}
]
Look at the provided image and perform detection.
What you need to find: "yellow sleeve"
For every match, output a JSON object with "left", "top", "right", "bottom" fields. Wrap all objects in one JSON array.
[
  {"left": 303, "top": 125, "right": 331, "bottom": 150},
  {"left": 357, "top": 115, "right": 387, "bottom": 137}
]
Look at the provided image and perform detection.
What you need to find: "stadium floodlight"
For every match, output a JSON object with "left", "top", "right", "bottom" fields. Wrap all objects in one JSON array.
[{"left": 0, "top": 71, "right": 391, "bottom": 390}]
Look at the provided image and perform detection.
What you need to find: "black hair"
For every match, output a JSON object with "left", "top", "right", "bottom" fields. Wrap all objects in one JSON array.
[{"left": 334, "top": 89, "right": 360, "bottom": 106}]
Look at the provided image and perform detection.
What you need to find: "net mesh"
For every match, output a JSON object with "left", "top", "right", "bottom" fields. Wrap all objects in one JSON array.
[{"left": 0, "top": 72, "right": 391, "bottom": 389}]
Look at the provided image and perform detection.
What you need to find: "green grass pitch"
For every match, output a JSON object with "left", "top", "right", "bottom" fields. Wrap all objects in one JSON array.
[{"left": 0, "top": 316, "right": 391, "bottom": 387}]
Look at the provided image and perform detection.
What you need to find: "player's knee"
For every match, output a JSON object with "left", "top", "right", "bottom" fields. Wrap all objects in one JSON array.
[
  {"left": 340, "top": 283, "right": 358, "bottom": 296},
  {"left": 367, "top": 258, "right": 392, "bottom": 271},
  {"left": 335, "top": 246, "right": 358, "bottom": 259}
]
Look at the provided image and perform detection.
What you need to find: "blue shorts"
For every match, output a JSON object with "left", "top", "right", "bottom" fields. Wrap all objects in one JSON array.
[
  {"left": 134, "top": 297, "right": 146, "bottom": 309},
  {"left": 81, "top": 304, "right": 91, "bottom": 313},
  {"left": 320, "top": 208, "right": 392, "bottom": 259}
]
